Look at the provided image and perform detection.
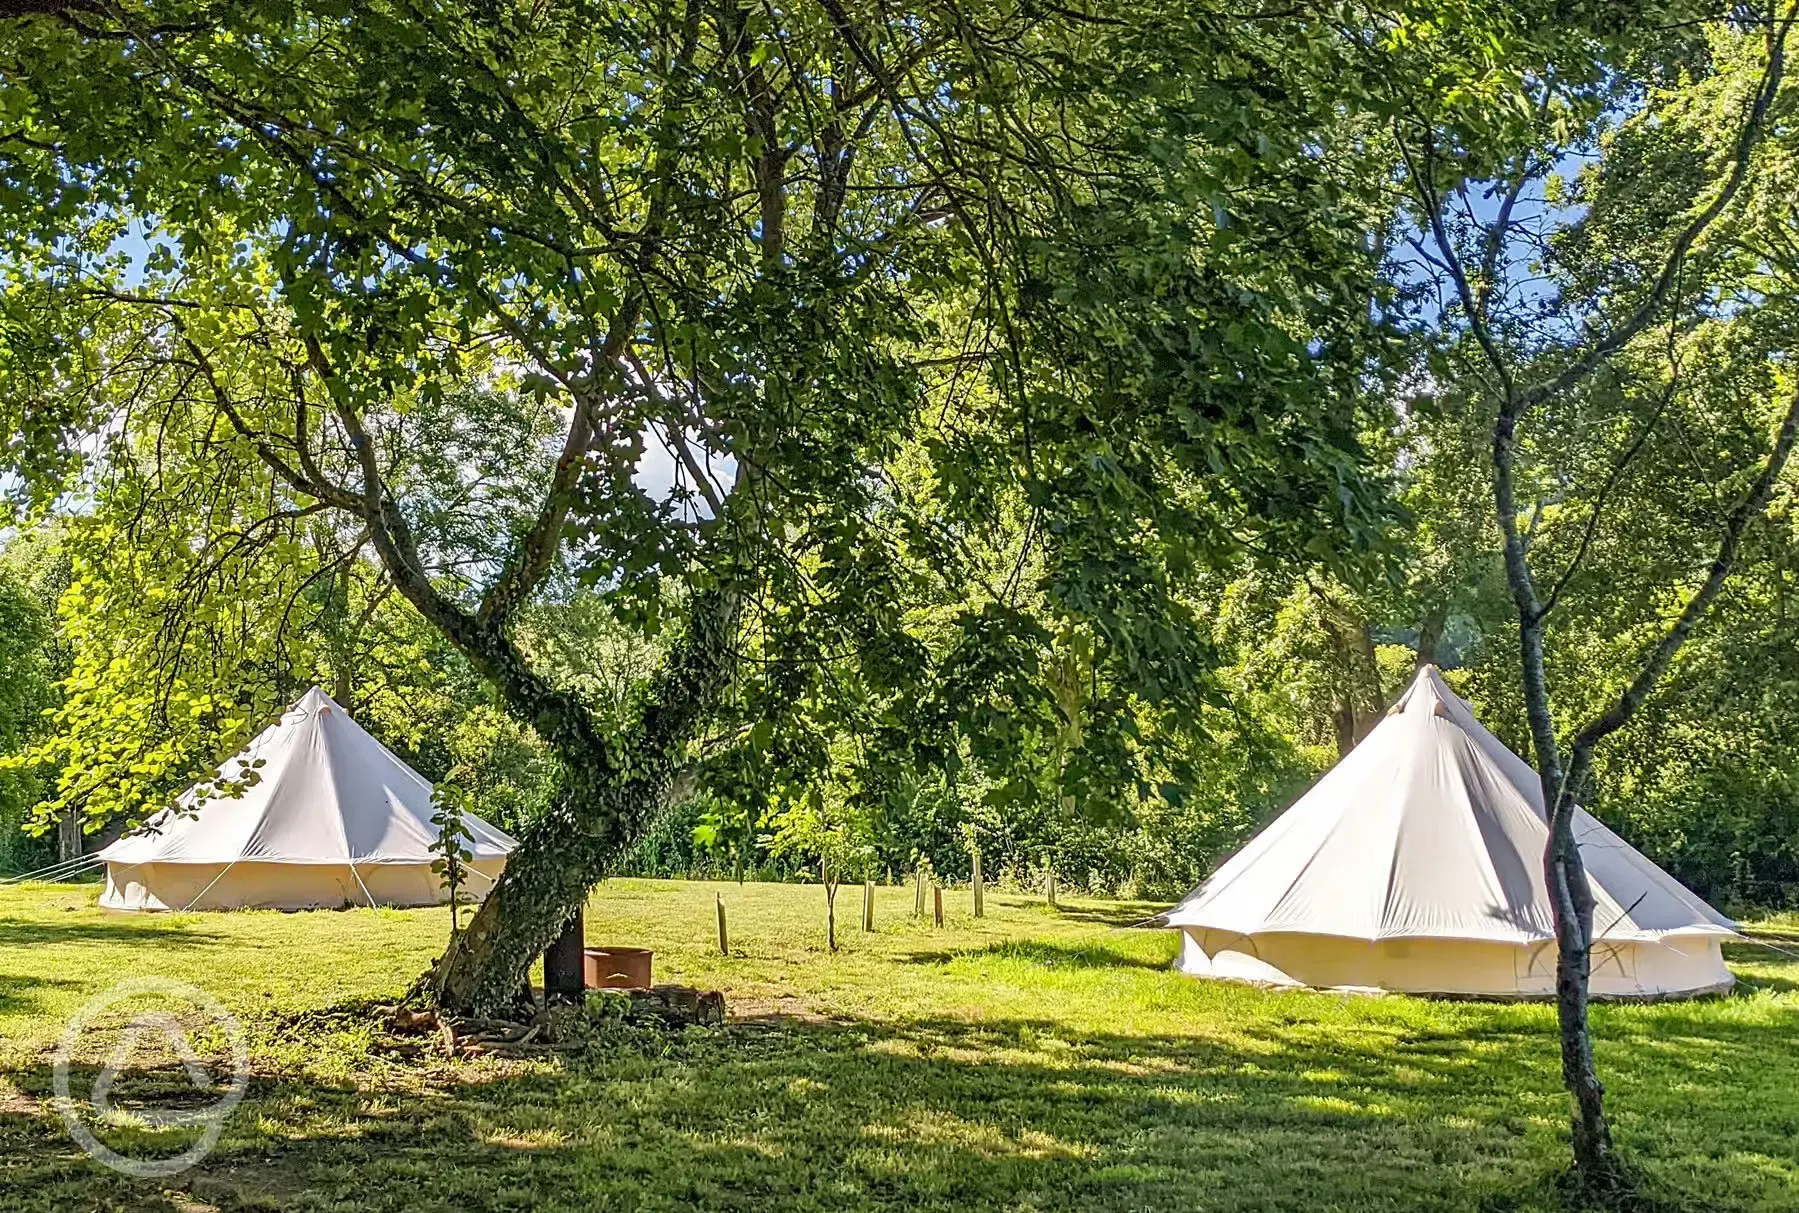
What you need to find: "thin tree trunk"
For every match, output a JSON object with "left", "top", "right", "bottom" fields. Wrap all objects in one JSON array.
[
  {"left": 1535, "top": 698, "right": 1619, "bottom": 1183},
  {"left": 1415, "top": 605, "right": 1447, "bottom": 670},
  {"left": 57, "top": 807, "right": 81, "bottom": 865},
  {"left": 1501, "top": 436, "right": 1619, "bottom": 1183},
  {"left": 1546, "top": 749, "right": 1612, "bottom": 1178}
]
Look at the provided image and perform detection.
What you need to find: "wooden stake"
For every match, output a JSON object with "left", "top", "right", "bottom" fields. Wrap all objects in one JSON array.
[
  {"left": 862, "top": 879, "right": 874, "bottom": 932},
  {"left": 716, "top": 892, "right": 729, "bottom": 956},
  {"left": 972, "top": 851, "right": 985, "bottom": 919},
  {"left": 1046, "top": 865, "right": 1058, "bottom": 909},
  {"left": 933, "top": 885, "right": 944, "bottom": 928},
  {"left": 914, "top": 868, "right": 925, "bottom": 917}
]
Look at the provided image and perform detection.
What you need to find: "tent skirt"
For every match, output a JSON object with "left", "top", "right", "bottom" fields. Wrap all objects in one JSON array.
[
  {"left": 99, "top": 858, "right": 508, "bottom": 911},
  {"left": 1177, "top": 926, "right": 1733, "bottom": 1000}
]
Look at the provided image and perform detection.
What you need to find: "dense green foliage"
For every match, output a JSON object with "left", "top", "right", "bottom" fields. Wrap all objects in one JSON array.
[
  {"left": 0, "top": 2, "right": 1410, "bottom": 895},
  {"left": 7, "top": 0, "right": 1799, "bottom": 1191},
  {"left": 3, "top": 2, "right": 1799, "bottom": 915},
  {"left": 0, "top": 525, "right": 64, "bottom": 872}
]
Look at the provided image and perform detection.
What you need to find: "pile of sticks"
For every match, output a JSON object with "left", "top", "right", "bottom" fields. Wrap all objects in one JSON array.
[{"left": 371, "top": 984, "right": 727, "bottom": 1059}]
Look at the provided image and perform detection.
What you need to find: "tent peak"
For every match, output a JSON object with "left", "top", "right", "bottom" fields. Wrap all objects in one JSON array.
[
  {"left": 294, "top": 686, "right": 349, "bottom": 716},
  {"left": 1390, "top": 662, "right": 1463, "bottom": 717},
  {"left": 99, "top": 686, "right": 517, "bottom": 868}
]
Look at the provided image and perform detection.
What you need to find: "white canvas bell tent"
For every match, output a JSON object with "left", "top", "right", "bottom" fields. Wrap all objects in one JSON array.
[
  {"left": 99, "top": 688, "right": 517, "bottom": 911},
  {"left": 1165, "top": 666, "right": 1737, "bottom": 999}
]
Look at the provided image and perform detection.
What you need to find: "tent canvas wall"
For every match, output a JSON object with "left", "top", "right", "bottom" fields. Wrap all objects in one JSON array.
[
  {"left": 1164, "top": 667, "right": 1737, "bottom": 999},
  {"left": 98, "top": 689, "right": 517, "bottom": 911}
]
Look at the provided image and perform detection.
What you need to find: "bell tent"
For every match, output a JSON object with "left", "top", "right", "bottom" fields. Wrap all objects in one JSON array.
[
  {"left": 99, "top": 688, "right": 517, "bottom": 911},
  {"left": 1164, "top": 666, "right": 1737, "bottom": 999}
]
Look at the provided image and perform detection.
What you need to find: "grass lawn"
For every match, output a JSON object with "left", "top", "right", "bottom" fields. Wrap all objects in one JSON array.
[{"left": 2, "top": 878, "right": 1797, "bottom": 1212}]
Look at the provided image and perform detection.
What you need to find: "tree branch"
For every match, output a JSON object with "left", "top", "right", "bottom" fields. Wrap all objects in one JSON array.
[
  {"left": 1535, "top": 375, "right": 1679, "bottom": 621},
  {"left": 476, "top": 302, "right": 640, "bottom": 626},
  {"left": 180, "top": 332, "right": 360, "bottom": 512},
  {"left": 1568, "top": 376, "right": 1799, "bottom": 768},
  {"left": 1398, "top": 128, "right": 1517, "bottom": 402},
  {"left": 1519, "top": 7, "right": 1793, "bottom": 411}
]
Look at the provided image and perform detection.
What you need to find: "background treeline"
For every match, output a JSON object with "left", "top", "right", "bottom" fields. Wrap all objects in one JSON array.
[{"left": 8, "top": 474, "right": 1797, "bottom": 907}]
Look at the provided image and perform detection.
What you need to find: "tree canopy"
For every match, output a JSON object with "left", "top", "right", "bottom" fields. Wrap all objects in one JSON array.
[
  {"left": 8, "top": 0, "right": 1799, "bottom": 1186},
  {"left": 0, "top": 0, "right": 1439, "bottom": 1008}
]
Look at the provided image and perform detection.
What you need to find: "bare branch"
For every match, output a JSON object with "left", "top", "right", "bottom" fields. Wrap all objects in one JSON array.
[{"left": 1398, "top": 128, "right": 1517, "bottom": 402}]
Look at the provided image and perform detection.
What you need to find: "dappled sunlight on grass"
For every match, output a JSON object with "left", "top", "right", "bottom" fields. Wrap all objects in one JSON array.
[{"left": 1, "top": 879, "right": 1797, "bottom": 1209}]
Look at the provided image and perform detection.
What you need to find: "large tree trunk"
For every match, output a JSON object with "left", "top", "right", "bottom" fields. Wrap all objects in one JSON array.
[
  {"left": 1323, "top": 607, "right": 1381, "bottom": 757},
  {"left": 1353, "top": 622, "right": 1383, "bottom": 741},
  {"left": 426, "top": 585, "right": 740, "bottom": 1015},
  {"left": 428, "top": 747, "right": 668, "bottom": 1013},
  {"left": 1329, "top": 695, "right": 1357, "bottom": 760}
]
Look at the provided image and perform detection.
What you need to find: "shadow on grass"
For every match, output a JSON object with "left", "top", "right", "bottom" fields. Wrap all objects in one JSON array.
[
  {"left": 0, "top": 919, "right": 221, "bottom": 949},
  {"left": 0, "top": 972, "right": 82, "bottom": 1017},
  {"left": 7, "top": 993, "right": 1791, "bottom": 1213},
  {"left": 1727, "top": 971, "right": 1799, "bottom": 996},
  {"left": 1038, "top": 900, "right": 1171, "bottom": 929},
  {"left": 0, "top": 920, "right": 223, "bottom": 1022},
  {"left": 898, "top": 938, "right": 1169, "bottom": 972}
]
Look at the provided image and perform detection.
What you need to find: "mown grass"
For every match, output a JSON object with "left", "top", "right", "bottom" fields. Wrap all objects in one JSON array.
[{"left": 2, "top": 878, "right": 1797, "bottom": 1212}]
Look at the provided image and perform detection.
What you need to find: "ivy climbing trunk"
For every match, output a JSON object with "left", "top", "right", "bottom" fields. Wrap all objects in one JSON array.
[
  {"left": 1415, "top": 605, "right": 1448, "bottom": 671},
  {"left": 423, "top": 583, "right": 743, "bottom": 1015}
]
